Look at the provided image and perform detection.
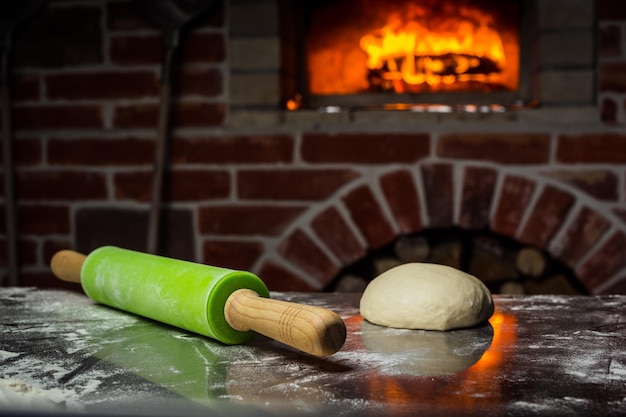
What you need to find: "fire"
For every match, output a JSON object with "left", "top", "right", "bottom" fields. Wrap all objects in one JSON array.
[
  {"left": 360, "top": 6, "right": 508, "bottom": 93},
  {"left": 306, "top": 1, "right": 519, "bottom": 96}
]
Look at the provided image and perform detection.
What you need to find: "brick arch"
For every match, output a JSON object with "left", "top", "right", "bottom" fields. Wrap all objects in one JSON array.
[{"left": 258, "top": 164, "right": 626, "bottom": 295}]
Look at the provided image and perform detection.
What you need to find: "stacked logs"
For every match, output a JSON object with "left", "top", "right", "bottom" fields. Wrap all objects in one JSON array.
[{"left": 330, "top": 230, "right": 584, "bottom": 295}]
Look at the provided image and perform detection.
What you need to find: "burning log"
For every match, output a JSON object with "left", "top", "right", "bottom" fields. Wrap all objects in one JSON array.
[{"left": 367, "top": 53, "right": 502, "bottom": 92}]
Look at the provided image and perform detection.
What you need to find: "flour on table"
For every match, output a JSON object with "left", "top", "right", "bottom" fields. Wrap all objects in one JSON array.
[
  {"left": 0, "top": 350, "right": 19, "bottom": 360},
  {"left": 0, "top": 378, "right": 79, "bottom": 411}
]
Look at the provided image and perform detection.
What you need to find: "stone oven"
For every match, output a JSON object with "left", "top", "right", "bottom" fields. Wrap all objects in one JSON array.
[
  {"left": 298, "top": 0, "right": 524, "bottom": 108},
  {"left": 2, "top": 0, "right": 626, "bottom": 296}
]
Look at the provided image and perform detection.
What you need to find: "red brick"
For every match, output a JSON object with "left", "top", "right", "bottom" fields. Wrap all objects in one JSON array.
[
  {"left": 18, "top": 239, "right": 38, "bottom": 267},
  {"left": 13, "top": 105, "right": 103, "bottom": 129},
  {"left": 19, "top": 138, "right": 44, "bottom": 166},
  {"left": 311, "top": 206, "right": 365, "bottom": 266},
  {"left": 107, "top": 1, "right": 225, "bottom": 31},
  {"left": 115, "top": 170, "right": 230, "bottom": 202},
  {"left": 492, "top": 175, "right": 536, "bottom": 237},
  {"left": 74, "top": 207, "right": 195, "bottom": 261},
  {"left": 19, "top": 205, "right": 70, "bottom": 234},
  {"left": 48, "top": 137, "right": 153, "bottom": 166},
  {"left": 599, "top": 62, "right": 626, "bottom": 93},
  {"left": 238, "top": 169, "right": 358, "bottom": 200},
  {"left": 552, "top": 207, "right": 610, "bottom": 267},
  {"left": 178, "top": 68, "right": 222, "bottom": 98},
  {"left": 543, "top": 169, "right": 618, "bottom": 201},
  {"left": 172, "top": 135, "right": 294, "bottom": 164},
  {"left": 597, "top": 0, "right": 626, "bottom": 20},
  {"left": 180, "top": 33, "right": 226, "bottom": 64},
  {"left": 613, "top": 207, "right": 626, "bottom": 224},
  {"left": 599, "top": 25, "right": 622, "bottom": 57},
  {"left": 109, "top": 35, "right": 162, "bottom": 66},
  {"left": 46, "top": 72, "right": 159, "bottom": 100},
  {"left": 0, "top": 138, "right": 42, "bottom": 167},
  {"left": 0, "top": 239, "right": 37, "bottom": 268},
  {"left": 437, "top": 133, "right": 550, "bottom": 164},
  {"left": 258, "top": 261, "right": 318, "bottom": 291},
  {"left": 18, "top": 171, "right": 107, "bottom": 201},
  {"left": 519, "top": 186, "right": 575, "bottom": 249},
  {"left": 203, "top": 240, "right": 264, "bottom": 271},
  {"left": 460, "top": 167, "right": 497, "bottom": 230},
  {"left": 198, "top": 205, "right": 305, "bottom": 236},
  {"left": 557, "top": 133, "right": 626, "bottom": 163},
  {"left": 113, "top": 104, "right": 157, "bottom": 128},
  {"left": 598, "top": 276, "right": 626, "bottom": 295},
  {"left": 302, "top": 133, "right": 430, "bottom": 164},
  {"left": 13, "top": 74, "right": 40, "bottom": 102},
  {"left": 109, "top": 33, "right": 226, "bottom": 67},
  {"left": 113, "top": 102, "right": 225, "bottom": 128},
  {"left": 43, "top": 239, "right": 73, "bottom": 266},
  {"left": 343, "top": 185, "right": 395, "bottom": 250},
  {"left": 421, "top": 163, "right": 454, "bottom": 228},
  {"left": 107, "top": 1, "right": 155, "bottom": 31},
  {"left": 278, "top": 229, "right": 339, "bottom": 287},
  {"left": 576, "top": 231, "right": 626, "bottom": 291},
  {"left": 601, "top": 98, "right": 618, "bottom": 123},
  {"left": 13, "top": 6, "right": 103, "bottom": 69},
  {"left": 380, "top": 170, "right": 422, "bottom": 233},
  {"left": 169, "top": 170, "right": 230, "bottom": 201}
]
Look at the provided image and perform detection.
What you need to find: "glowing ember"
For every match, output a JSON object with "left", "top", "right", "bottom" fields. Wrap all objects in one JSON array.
[
  {"left": 360, "top": 6, "right": 507, "bottom": 92},
  {"left": 306, "top": 0, "right": 520, "bottom": 96}
]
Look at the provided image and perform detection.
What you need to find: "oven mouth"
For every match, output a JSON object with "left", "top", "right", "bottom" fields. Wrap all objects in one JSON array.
[
  {"left": 327, "top": 228, "right": 586, "bottom": 296},
  {"left": 292, "top": 0, "right": 535, "bottom": 111}
]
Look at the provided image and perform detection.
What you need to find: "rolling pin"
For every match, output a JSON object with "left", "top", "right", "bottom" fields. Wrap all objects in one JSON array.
[{"left": 50, "top": 246, "right": 346, "bottom": 356}]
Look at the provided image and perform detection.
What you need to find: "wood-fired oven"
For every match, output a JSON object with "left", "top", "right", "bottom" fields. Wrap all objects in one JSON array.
[{"left": 295, "top": 0, "right": 531, "bottom": 109}]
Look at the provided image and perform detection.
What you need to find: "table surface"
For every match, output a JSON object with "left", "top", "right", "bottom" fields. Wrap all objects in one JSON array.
[{"left": 0, "top": 288, "right": 625, "bottom": 416}]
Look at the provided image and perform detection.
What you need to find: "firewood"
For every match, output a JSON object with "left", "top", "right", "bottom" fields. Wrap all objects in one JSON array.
[
  {"left": 428, "top": 241, "right": 462, "bottom": 270},
  {"left": 374, "top": 257, "right": 404, "bottom": 276},
  {"left": 332, "top": 274, "right": 369, "bottom": 293},
  {"left": 500, "top": 281, "right": 526, "bottom": 295},
  {"left": 469, "top": 246, "right": 519, "bottom": 284},
  {"left": 524, "top": 274, "right": 581, "bottom": 295},
  {"left": 394, "top": 235, "right": 430, "bottom": 262},
  {"left": 515, "top": 247, "right": 546, "bottom": 278}
]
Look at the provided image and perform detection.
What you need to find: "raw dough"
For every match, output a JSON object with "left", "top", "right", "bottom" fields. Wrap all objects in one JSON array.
[{"left": 360, "top": 263, "right": 494, "bottom": 331}]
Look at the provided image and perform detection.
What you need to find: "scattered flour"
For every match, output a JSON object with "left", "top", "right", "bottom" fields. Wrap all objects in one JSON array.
[
  {"left": 0, "top": 350, "right": 19, "bottom": 360},
  {"left": 610, "top": 360, "right": 626, "bottom": 376},
  {"left": 1, "top": 289, "right": 625, "bottom": 416},
  {"left": 0, "top": 378, "right": 80, "bottom": 411}
]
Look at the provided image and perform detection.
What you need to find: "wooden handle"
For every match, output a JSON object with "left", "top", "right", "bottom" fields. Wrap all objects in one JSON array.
[
  {"left": 225, "top": 289, "right": 346, "bottom": 356},
  {"left": 50, "top": 250, "right": 86, "bottom": 283}
]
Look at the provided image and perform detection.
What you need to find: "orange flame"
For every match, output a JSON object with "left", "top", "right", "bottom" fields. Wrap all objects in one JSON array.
[
  {"left": 470, "top": 311, "right": 517, "bottom": 372},
  {"left": 360, "top": 6, "right": 508, "bottom": 92},
  {"left": 306, "top": 2, "right": 519, "bottom": 96}
]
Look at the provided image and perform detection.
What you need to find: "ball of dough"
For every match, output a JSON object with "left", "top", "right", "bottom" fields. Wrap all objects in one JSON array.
[{"left": 360, "top": 263, "right": 494, "bottom": 331}]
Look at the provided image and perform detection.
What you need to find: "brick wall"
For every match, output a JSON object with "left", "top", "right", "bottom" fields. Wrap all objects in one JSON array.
[
  {"left": 599, "top": 0, "right": 626, "bottom": 122},
  {"left": 1, "top": 0, "right": 626, "bottom": 295}
]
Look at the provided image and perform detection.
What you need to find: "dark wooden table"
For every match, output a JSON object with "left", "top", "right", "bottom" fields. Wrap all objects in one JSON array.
[{"left": 1, "top": 288, "right": 625, "bottom": 416}]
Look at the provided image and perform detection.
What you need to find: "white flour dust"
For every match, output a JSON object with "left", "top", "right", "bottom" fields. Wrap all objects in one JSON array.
[
  {"left": 2, "top": 289, "right": 626, "bottom": 416},
  {"left": 0, "top": 289, "right": 144, "bottom": 412},
  {"left": 0, "top": 378, "right": 82, "bottom": 411}
]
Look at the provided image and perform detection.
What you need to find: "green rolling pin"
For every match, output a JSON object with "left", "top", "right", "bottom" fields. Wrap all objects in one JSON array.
[{"left": 50, "top": 246, "right": 346, "bottom": 356}]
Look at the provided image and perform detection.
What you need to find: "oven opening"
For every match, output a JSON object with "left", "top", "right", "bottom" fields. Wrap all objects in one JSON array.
[{"left": 294, "top": 0, "right": 527, "bottom": 110}]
